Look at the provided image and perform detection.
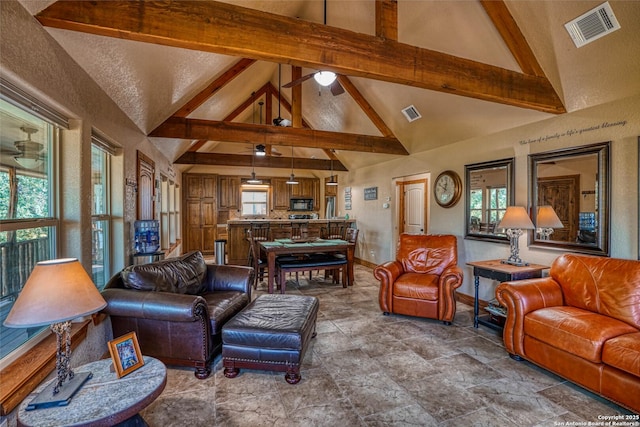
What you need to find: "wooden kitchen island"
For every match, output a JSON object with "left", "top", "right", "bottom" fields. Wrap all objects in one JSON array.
[{"left": 226, "top": 219, "right": 355, "bottom": 266}]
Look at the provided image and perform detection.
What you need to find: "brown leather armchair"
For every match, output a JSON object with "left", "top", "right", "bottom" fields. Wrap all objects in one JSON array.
[
  {"left": 374, "top": 234, "right": 463, "bottom": 324},
  {"left": 102, "top": 251, "right": 253, "bottom": 379}
]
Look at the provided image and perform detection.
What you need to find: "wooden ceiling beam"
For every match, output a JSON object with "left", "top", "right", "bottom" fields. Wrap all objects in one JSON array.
[
  {"left": 36, "top": 0, "right": 565, "bottom": 114},
  {"left": 291, "top": 66, "right": 303, "bottom": 128},
  {"left": 222, "top": 83, "right": 270, "bottom": 123},
  {"left": 480, "top": 0, "right": 546, "bottom": 77},
  {"left": 151, "top": 118, "right": 408, "bottom": 155},
  {"left": 174, "top": 152, "right": 348, "bottom": 170},
  {"left": 337, "top": 75, "right": 395, "bottom": 138},
  {"left": 173, "top": 58, "right": 256, "bottom": 118},
  {"left": 375, "top": 0, "right": 398, "bottom": 40}
]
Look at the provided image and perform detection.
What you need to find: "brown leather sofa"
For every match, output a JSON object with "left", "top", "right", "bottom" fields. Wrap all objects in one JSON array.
[
  {"left": 374, "top": 234, "right": 463, "bottom": 324},
  {"left": 496, "top": 254, "right": 640, "bottom": 413},
  {"left": 102, "top": 251, "right": 253, "bottom": 379}
]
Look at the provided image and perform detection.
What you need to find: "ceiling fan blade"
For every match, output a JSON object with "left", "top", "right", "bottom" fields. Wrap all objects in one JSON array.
[
  {"left": 330, "top": 79, "right": 345, "bottom": 96},
  {"left": 1, "top": 148, "right": 21, "bottom": 155},
  {"left": 269, "top": 147, "right": 282, "bottom": 156},
  {"left": 282, "top": 73, "right": 315, "bottom": 89}
]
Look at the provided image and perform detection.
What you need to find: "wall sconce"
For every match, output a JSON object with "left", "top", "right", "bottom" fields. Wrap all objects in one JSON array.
[
  {"left": 497, "top": 206, "right": 535, "bottom": 266},
  {"left": 537, "top": 205, "right": 564, "bottom": 240}
]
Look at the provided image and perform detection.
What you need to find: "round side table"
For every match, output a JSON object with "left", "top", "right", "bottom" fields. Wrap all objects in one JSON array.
[{"left": 18, "top": 356, "right": 166, "bottom": 427}]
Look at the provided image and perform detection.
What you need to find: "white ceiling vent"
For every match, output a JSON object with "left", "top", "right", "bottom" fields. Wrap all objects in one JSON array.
[
  {"left": 401, "top": 105, "right": 421, "bottom": 122},
  {"left": 565, "top": 2, "right": 620, "bottom": 48}
]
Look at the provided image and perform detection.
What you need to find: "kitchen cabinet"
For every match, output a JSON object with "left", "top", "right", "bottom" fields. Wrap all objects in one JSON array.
[
  {"left": 272, "top": 177, "right": 320, "bottom": 211},
  {"left": 291, "top": 178, "right": 313, "bottom": 198},
  {"left": 325, "top": 177, "right": 338, "bottom": 197},
  {"left": 218, "top": 175, "right": 240, "bottom": 211},
  {"left": 271, "top": 178, "right": 290, "bottom": 210},
  {"left": 311, "top": 179, "right": 320, "bottom": 211}
]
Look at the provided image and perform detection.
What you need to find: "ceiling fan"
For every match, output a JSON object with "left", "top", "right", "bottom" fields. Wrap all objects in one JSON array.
[
  {"left": 241, "top": 100, "right": 282, "bottom": 156},
  {"left": 282, "top": 0, "right": 345, "bottom": 97},
  {"left": 1, "top": 126, "right": 45, "bottom": 169},
  {"left": 282, "top": 71, "right": 345, "bottom": 96}
]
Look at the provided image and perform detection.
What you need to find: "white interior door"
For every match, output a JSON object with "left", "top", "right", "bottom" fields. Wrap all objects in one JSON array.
[{"left": 404, "top": 182, "right": 425, "bottom": 234}]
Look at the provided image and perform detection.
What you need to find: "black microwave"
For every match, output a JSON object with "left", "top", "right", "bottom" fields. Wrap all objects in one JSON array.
[{"left": 290, "top": 198, "right": 313, "bottom": 211}]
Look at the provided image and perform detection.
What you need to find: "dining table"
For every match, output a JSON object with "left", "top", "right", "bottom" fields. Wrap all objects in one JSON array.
[{"left": 258, "top": 238, "right": 355, "bottom": 294}]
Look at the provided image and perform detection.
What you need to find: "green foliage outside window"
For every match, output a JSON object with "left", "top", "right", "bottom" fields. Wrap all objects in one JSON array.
[{"left": 0, "top": 172, "right": 49, "bottom": 243}]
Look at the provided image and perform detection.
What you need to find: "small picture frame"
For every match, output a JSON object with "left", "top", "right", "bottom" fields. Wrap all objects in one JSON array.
[
  {"left": 364, "top": 187, "right": 378, "bottom": 201},
  {"left": 108, "top": 332, "right": 144, "bottom": 378}
]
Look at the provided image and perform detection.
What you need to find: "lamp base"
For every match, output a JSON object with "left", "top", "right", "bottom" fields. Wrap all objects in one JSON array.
[
  {"left": 501, "top": 259, "right": 530, "bottom": 267},
  {"left": 26, "top": 372, "right": 92, "bottom": 411}
]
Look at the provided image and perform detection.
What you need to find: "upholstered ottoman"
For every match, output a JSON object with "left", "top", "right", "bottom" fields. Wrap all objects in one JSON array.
[{"left": 221, "top": 294, "right": 319, "bottom": 384}]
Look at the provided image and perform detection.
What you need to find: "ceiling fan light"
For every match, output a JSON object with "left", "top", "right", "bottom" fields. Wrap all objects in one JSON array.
[
  {"left": 14, "top": 156, "right": 43, "bottom": 169},
  {"left": 255, "top": 145, "right": 266, "bottom": 156},
  {"left": 314, "top": 71, "right": 337, "bottom": 87}
]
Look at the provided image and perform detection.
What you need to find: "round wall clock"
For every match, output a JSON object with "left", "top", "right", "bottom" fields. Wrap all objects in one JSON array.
[{"left": 434, "top": 170, "right": 462, "bottom": 208}]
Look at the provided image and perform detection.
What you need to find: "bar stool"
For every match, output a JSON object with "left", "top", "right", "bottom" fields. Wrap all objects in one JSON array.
[
  {"left": 247, "top": 223, "right": 271, "bottom": 289},
  {"left": 290, "top": 222, "right": 309, "bottom": 240}
]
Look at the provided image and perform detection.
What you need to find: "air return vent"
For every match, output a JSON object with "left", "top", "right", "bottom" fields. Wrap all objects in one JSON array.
[
  {"left": 401, "top": 105, "right": 421, "bottom": 122},
  {"left": 565, "top": 2, "right": 620, "bottom": 48}
]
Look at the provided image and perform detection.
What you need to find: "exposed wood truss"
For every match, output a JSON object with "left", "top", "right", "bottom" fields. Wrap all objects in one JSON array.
[
  {"left": 173, "top": 58, "right": 256, "bottom": 118},
  {"left": 179, "top": 80, "right": 349, "bottom": 169},
  {"left": 151, "top": 118, "right": 407, "bottom": 155},
  {"left": 37, "top": 0, "right": 565, "bottom": 114},
  {"left": 479, "top": 1, "right": 546, "bottom": 77},
  {"left": 174, "top": 152, "right": 348, "bottom": 171}
]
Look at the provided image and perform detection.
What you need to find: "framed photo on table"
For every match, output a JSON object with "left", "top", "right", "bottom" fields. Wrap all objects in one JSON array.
[{"left": 108, "top": 332, "right": 144, "bottom": 378}]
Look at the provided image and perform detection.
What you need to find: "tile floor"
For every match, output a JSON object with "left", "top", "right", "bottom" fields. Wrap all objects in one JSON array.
[{"left": 139, "top": 264, "right": 632, "bottom": 426}]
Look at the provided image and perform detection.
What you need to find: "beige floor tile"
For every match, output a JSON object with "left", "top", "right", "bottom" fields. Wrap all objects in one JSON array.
[{"left": 139, "top": 264, "right": 632, "bottom": 426}]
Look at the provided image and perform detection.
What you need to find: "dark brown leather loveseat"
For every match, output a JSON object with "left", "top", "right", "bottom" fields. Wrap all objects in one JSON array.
[
  {"left": 102, "top": 251, "right": 253, "bottom": 379},
  {"left": 496, "top": 254, "right": 640, "bottom": 413}
]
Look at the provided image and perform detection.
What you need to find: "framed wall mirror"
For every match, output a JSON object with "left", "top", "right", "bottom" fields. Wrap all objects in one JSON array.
[
  {"left": 464, "top": 158, "right": 514, "bottom": 243},
  {"left": 529, "top": 141, "right": 610, "bottom": 256}
]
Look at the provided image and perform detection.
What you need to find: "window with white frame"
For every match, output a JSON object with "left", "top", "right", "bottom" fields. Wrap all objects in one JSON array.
[
  {"left": 160, "top": 176, "right": 169, "bottom": 249},
  {"left": 241, "top": 186, "right": 269, "bottom": 216},
  {"left": 469, "top": 186, "right": 507, "bottom": 227},
  {"left": 487, "top": 186, "right": 507, "bottom": 223},
  {"left": 0, "top": 88, "right": 63, "bottom": 361},
  {"left": 91, "top": 132, "right": 115, "bottom": 289},
  {"left": 160, "top": 176, "right": 180, "bottom": 250},
  {"left": 169, "top": 181, "right": 177, "bottom": 245}
]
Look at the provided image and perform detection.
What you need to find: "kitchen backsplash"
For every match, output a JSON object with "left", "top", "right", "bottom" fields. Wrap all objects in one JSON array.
[{"left": 228, "top": 209, "right": 315, "bottom": 221}]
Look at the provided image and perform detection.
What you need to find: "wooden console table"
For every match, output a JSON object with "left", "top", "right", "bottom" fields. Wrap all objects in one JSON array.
[{"left": 467, "top": 259, "right": 549, "bottom": 332}]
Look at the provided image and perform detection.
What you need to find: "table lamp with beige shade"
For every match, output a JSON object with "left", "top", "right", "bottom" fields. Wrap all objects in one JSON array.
[
  {"left": 497, "top": 206, "right": 535, "bottom": 267},
  {"left": 536, "top": 205, "right": 564, "bottom": 240},
  {"left": 3, "top": 258, "right": 107, "bottom": 410}
]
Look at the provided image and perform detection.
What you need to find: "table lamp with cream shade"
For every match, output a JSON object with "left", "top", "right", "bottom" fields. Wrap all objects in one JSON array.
[
  {"left": 497, "top": 206, "right": 535, "bottom": 267},
  {"left": 3, "top": 258, "right": 107, "bottom": 410},
  {"left": 537, "top": 205, "right": 564, "bottom": 240}
]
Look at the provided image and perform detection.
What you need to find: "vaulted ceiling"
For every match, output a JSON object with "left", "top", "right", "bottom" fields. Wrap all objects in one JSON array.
[{"left": 15, "top": 0, "right": 640, "bottom": 174}]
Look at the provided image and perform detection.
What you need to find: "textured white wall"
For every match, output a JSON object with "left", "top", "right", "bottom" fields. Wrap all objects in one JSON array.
[
  {"left": 0, "top": 1, "right": 180, "bottom": 407},
  {"left": 1, "top": 0, "right": 180, "bottom": 272},
  {"left": 347, "top": 94, "right": 640, "bottom": 301}
]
